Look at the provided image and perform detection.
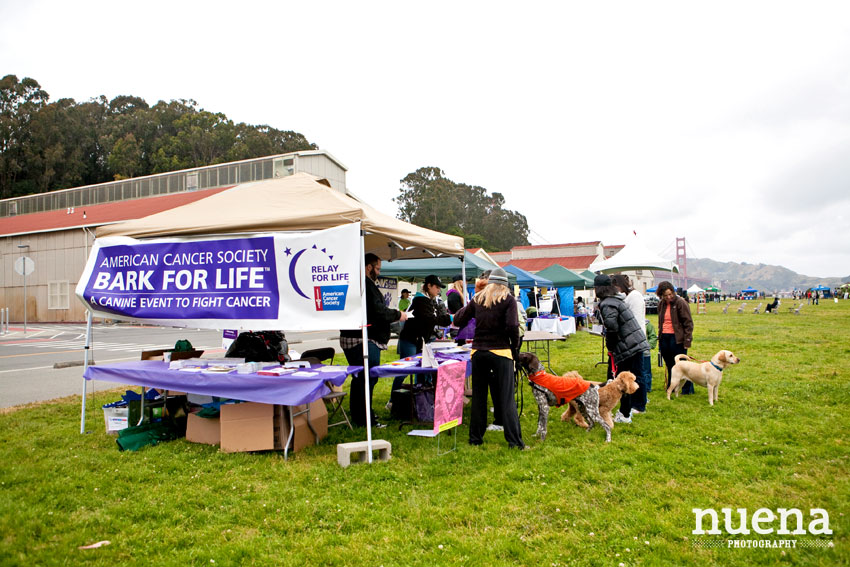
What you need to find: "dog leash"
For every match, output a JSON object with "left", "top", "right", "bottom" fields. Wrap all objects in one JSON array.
[{"left": 515, "top": 358, "right": 526, "bottom": 417}]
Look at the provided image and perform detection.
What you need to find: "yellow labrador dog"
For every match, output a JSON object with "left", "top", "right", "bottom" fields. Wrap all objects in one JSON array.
[{"left": 667, "top": 350, "right": 740, "bottom": 406}]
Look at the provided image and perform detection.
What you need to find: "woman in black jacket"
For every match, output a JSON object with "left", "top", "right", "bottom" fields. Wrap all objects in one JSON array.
[
  {"left": 594, "top": 274, "right": 650, "bottom": 424},
  {"left": 453, "top": 268, "right": 524, "bottom": 449},
  {"left": 390, "top": 275, "right": 452, "bottom": 408}
]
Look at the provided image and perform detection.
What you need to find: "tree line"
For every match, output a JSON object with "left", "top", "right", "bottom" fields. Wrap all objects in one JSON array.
[
  {"left": 2, "top": 75, "right": 530, "bottom": 251},
  {"left": 395, "top": 167, "right": 530, "bottom": 251},
  {"left": 0, "top": 75, "right": 316, "bottom": 199}
]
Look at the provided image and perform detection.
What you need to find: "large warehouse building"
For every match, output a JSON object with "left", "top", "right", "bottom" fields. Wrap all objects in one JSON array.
[{"left": 0, "top": 151, "right": 347, "bottom": 323}]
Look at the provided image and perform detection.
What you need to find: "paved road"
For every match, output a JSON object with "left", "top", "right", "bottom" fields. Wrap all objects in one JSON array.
[{"left": 0, "top": 323, "right": 339, "bottom": 408}]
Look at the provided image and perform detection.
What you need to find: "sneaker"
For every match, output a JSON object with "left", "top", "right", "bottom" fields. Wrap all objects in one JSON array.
[
  {"left": 614, "top": 413, "right": 632, "bottom": 424},
  {"left": 385, "top": 401, "right": 393, "bottom": 412},
  {"left": 372, "top": 422, "right": 387, "bottom": 429},
  {"left": 486, "top": 424, "right": 504, "bottom": 432},
  {"left": 631, "top": 409, "right": 644, "bottom": 414}
]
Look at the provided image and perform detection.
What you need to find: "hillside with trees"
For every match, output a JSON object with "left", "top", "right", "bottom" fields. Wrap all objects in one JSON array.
[
  {"left": 686, "top": 257, "right": 848, "bottom": 293},
  {"left": 395, "top": 167, "right": 530, "bottom": 251},
  {"left": 0, "top": 75, "right": 316, "bottom": 199}
]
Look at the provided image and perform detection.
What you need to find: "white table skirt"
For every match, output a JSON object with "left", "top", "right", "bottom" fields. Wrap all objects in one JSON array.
[{"left": 530, "top": 316, "right": 576, "bottom": 336}]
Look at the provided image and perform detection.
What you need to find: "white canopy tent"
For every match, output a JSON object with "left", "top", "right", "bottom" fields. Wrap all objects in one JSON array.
[
  {"left": 79, "top": 173, "right": 466, "bottom": 460},
  {"left": 588, "top": 234, "right": 680, "bottom": 274},
  {"left": 687, "top": 284, "right": 705, "bottom": 294}
]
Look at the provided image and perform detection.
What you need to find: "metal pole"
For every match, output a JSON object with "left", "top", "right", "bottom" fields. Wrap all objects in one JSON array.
[
  {"left": 359, "top": 229, "right": 373, "bottom": 462},
  {"left": 80, "top": 310, "right": 93, "bottom": 433},
  {"left": 22, "top": 256, "right": 27, "bottom": 334},
  {"left": 460, "top": 256, "right": 468, "bottom": 305}
]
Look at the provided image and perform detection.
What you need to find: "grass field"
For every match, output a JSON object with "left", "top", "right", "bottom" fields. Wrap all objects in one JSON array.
[{"left": 2, "top": 299, "right": 848, "bottom": 566}]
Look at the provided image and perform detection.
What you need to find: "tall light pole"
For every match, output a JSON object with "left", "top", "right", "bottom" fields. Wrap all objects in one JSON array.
[{"left": 17, "top": 244, "right": 29, "bottom": 334}]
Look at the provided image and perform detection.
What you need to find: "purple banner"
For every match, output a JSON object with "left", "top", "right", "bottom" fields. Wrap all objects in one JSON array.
[{"left": 81, "top": 237, "right": 278, "bottom": 320}]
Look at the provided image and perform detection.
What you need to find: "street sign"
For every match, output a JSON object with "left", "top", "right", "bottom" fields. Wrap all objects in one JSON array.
[{"left": 14, "top": 256, "right": 35, "bottom": 276}]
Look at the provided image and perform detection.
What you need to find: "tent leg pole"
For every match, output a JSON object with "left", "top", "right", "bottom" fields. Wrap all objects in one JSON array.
[
  {"left": 80, "top": 310, "right": 92, "bottom": 434},
  {"left": 360, "top": 231, "right": 373, "bottom": 463},
  {"left": 461, "top": 258, "right": 468, "bottom": 305}
]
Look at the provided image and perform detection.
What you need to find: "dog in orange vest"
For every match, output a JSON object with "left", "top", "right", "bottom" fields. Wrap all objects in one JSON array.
[{"left": 517, "top": 352, "right": 611, "bottom": 442}]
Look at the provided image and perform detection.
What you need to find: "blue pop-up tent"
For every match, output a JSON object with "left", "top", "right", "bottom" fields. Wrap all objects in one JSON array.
[
  {"left": 503, "top": 264, "right": 554, "bottom": 311},
  {"left": 503, "top": 264, "right": 554, "bottom": 288},
  {"left": 812, "top": 284, "right": 831, "bottom": 297}
]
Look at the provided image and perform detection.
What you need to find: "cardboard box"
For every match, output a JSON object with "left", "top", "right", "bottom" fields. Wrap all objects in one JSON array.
[
  {"left": 219, "top": 400, "right": 328, "bottom": 454},
  {"left": 286, "top": 400, "right": 329, "bottom": 452},
  {"left": 220, "top": 402, "right": 279, "bottom": 453},
  {"left": 186, "top": 413, "right": 220, "bottom": 446}
]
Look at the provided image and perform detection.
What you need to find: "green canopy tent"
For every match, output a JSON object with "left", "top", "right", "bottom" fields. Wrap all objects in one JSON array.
[
  {"left": 532, "top": 264, "right": 594, "bottom": 317},
  {"left": 704, "top": 285, "right": 720, "bottom": 293},
  {"left": 535, "top": 265, "right": 593, "bottom": 288},
  {"left": 380, "top": 251, "right": 516, "bottom": 283},
  {"left": 580, "top": 270, "right": 597, "bottom": 285}
]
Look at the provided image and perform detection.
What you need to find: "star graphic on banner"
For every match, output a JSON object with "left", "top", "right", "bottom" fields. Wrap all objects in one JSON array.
[{"left": 284, "top": 247, "right": 292, "bottom": 256}]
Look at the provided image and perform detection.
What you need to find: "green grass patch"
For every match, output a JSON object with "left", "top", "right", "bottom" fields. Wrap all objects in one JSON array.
[{"left": 2, "top": 300, "right": 848, "bottom": 565}]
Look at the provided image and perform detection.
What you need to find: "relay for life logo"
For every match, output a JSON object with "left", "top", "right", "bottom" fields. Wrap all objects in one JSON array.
[{"left": 285, "top": 243, "right": 351, "bottom": 311}]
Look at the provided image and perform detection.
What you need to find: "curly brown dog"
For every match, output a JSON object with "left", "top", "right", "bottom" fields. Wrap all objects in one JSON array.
[{"left": 561, "top": 371, "right": 639, "bottom": 434}]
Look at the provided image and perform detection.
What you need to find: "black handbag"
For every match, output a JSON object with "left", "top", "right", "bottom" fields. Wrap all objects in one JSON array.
[{"left": 225, "top": 331, "right": 290, "bottom": 363}]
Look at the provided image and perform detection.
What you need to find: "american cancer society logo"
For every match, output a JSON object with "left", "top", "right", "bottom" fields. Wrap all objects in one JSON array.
[{"left": 285, "top": 243, "right": 350, "bottom": 311}]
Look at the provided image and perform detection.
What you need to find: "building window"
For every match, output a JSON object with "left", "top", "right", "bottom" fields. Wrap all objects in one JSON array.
[
  {"left": 186, "top": 172, "right": 199, "bottom": 191},
  {"left": 48, "top": 281, "right": 70, "bottom": 310}
]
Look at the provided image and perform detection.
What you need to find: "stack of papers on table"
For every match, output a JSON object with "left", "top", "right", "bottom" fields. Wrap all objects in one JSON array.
[
  {"left": 318, "top": 366, "right": 350, "bottom": 372},
  {"left": 387, "top": 360, "right": 418, "bottom": 368},
  {"left": 202, "top": 366, "right": 235, "bottom": 374},
  {"left": 257, "top": 367, "right": 296, "bottom": 376}
]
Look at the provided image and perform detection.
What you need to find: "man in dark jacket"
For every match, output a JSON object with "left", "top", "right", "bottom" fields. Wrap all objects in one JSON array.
[{"left": 340, "top": 253, "right": 408, "bottom": 428}]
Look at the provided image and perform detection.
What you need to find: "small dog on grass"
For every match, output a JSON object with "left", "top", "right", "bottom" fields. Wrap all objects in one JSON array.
[
  {"left": 667, "top": 350, "right": 740, "bottom": 406},
  {"left": 560, "top": 371, "right": 639, "bottom": 441},
  {"left": 516, "top": 351, "right": 611, "bottom": 442}
]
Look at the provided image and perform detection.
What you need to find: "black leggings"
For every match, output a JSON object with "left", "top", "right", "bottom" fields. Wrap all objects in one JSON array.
[
  {"left": 469, "top": 351, "right": 524, "bottom": 448},
  {"left": 659, "top": 333, "right": 693, "bottom": 394}
]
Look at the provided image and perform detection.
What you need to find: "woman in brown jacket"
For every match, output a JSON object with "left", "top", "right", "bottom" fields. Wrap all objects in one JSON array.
[{"left": 655, "top": 281, "right": 694, "bottom": 395}]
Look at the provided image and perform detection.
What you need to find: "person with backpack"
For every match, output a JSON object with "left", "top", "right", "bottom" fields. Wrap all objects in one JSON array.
[{"left": 594, "top": 274, "right": 650, "bottom": 424}]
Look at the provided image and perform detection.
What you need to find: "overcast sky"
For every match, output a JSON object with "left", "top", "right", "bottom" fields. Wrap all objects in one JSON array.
[{"left": 2, "top": 1, "right": 848, "bottom": 278}]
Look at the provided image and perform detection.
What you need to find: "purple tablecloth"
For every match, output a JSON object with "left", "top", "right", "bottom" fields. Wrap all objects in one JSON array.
[
  {"left": 371, "top": 352, "right": 471, "bottom": 378},
  {"left": 84, "top": 360, "right": 362, "bottom": 406}
]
